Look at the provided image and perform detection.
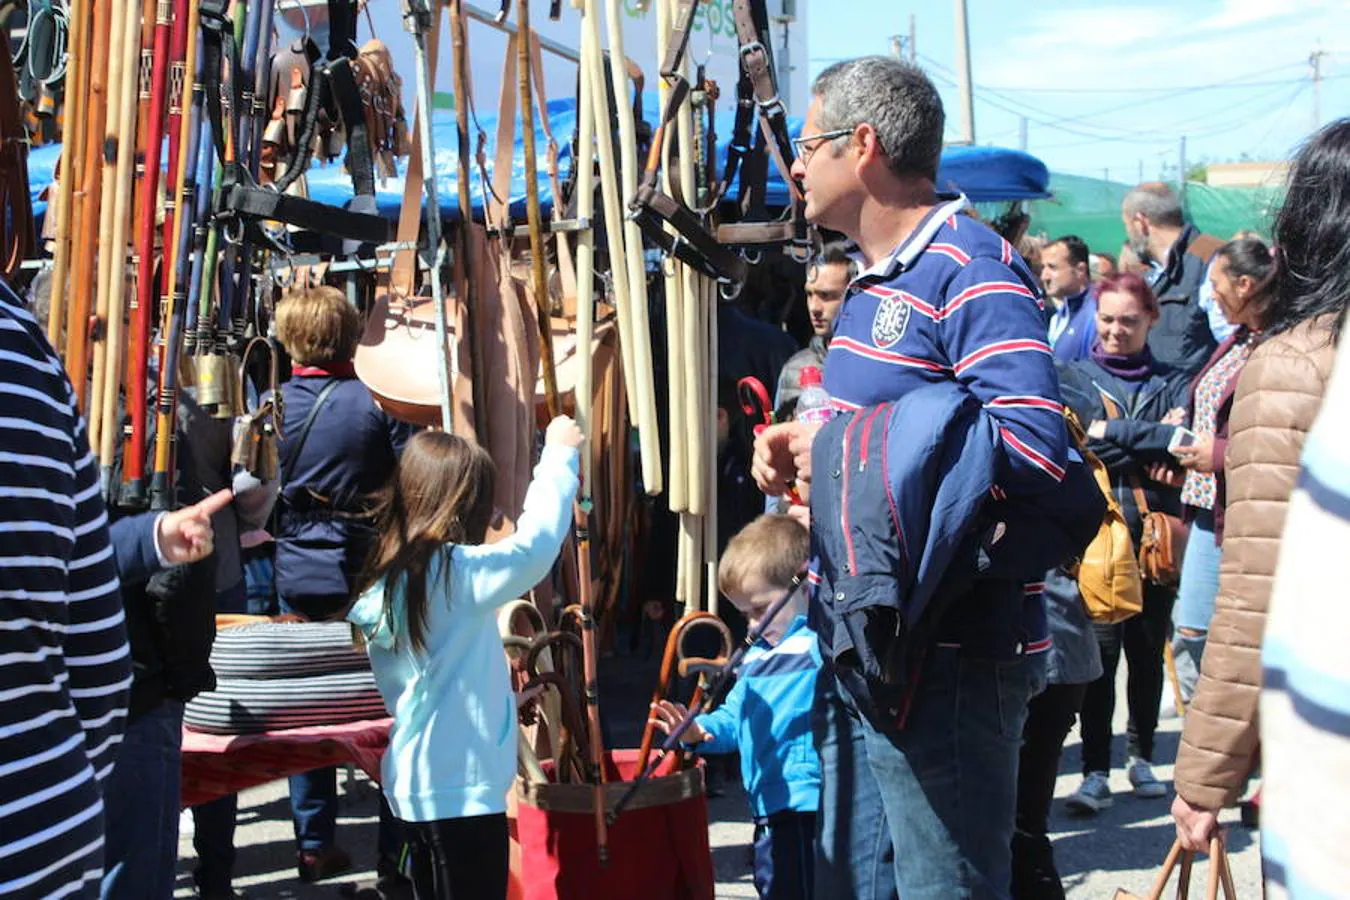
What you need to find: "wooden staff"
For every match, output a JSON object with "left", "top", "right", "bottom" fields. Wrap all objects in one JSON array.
[
  {"left": 445, "top": 0, "right": 485, "bottom": 434},
  {"left": 89, "top": 0, "right": 133, "bottom": 454},
  {"left": 603, "top": 0, "right": 661, "bottom": 495},
  {"left": 151, "top": 0, "right": 205, "bottom": 511},
  {"left": 66, "top": 0, "right": 114, "bottom": 412},
  {"left": 572, "top": 0, "right": 609, "bottom": 863},
  {"left": 702, "top": 272, "right": 719, "bottom": 614},
  {"left": 656, "top": 0, "right": 686, "bottom": 515},
  {"left": 515, "top": 6, "right": 558, "bottom": 411},
  {"left": 577, "top": 3, "right": 636, "bottom": 435},
  {"left": 46, "top": 0, "right": 91, "bottom": 352},
  {"left": 98, "top": 2, "right": 148, "bottom": 494},
  {"left": 123, "top": 0, "right": 174, "bottom": 505},
  {"left": 156, "top": 0, "right": 192, "bottom": 346}
]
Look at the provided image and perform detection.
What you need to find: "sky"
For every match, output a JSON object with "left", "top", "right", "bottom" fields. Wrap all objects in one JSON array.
[{"left": 805, "top": 0, "right": 1350, "bottom": 182}]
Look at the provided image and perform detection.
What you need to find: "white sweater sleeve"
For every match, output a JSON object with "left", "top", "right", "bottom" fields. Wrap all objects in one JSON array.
[{"left": 454, "top": 445, "right": 580, "bottom": 608}]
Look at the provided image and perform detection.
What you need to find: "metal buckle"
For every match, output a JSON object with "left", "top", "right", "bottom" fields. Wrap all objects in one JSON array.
[{"left": 738, "top": 40, "right": 765, "bottom": 60}]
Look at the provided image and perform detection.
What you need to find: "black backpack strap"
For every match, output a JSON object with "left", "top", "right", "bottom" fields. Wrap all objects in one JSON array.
[{"left": 280, "top": 379, "right": 342, "bottom": 486}]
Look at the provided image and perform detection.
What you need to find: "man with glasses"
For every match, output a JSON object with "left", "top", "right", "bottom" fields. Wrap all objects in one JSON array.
[{"left": 753, "top": 57, "right": 1069, "bottom": 900}]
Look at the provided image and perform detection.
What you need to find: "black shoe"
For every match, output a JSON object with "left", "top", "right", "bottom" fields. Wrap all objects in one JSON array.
[
  {"left": 297, "top": 846, "right": 354, "bottom": 883},
  {"left": 1011, "top": 830, "right": 1065, "bottom": 900}
]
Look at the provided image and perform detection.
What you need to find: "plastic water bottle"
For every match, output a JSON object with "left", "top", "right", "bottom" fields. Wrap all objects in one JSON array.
[{"left": 795, "top": 366, "right": 835, "bottom": 427}]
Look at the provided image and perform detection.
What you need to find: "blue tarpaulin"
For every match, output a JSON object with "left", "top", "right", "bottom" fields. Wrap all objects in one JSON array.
[{"left": 26, "top": 96, "right": 1049, "bottom": 223}]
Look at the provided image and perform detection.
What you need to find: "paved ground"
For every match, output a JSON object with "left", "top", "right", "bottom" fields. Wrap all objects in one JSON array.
[{"left": 175, "top": 654, "right": 1262, "bottom": 898}]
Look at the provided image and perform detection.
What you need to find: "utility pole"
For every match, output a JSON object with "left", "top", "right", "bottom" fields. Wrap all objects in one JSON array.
[
  {"left": 773, "top": 1, "right": 795, "bottom": 112},
  {"left": 1311, "top": 49, "right": 1326, "bottom": 131},
  {"left": 1138, "top": 158, "right": 1144, "bottom": 183},
  {"left": 1018, "top": 116, "right": 1028, "bottom": 151},
  {"left": 909, "top": 13, "right": 917, "bottom": 62},
  {"left": 954, "top": 0, "right": 975, "bottom": 144},
  {"left": 1178, "top": 135, "right": 1188, "bottom": 203}
]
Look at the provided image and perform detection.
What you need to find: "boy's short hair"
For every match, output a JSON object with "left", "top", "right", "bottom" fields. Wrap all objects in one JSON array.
[{"left": 717, "top": 514, "right": 809, "bottom": 600}]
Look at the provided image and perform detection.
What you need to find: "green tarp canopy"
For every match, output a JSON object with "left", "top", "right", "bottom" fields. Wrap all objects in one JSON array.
[{"left": 1024, "top": 173, "right": 1285, "bottom": 256}]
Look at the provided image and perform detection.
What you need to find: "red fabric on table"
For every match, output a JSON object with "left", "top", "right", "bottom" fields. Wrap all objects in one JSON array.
[
  {"left": 180, "top": 718, "right": 391, "bottom": 808},
  {"left": 515, "top": 749, "right": 714, "bottom": 900}
]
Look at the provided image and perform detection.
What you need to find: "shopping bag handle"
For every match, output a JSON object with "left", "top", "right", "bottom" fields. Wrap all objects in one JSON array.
[{"left": 1140, "top": 836, "right": 1237, "bottom": 900}]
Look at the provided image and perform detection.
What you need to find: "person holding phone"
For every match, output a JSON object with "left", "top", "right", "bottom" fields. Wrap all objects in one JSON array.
[
  {"left": 1163, "top": 236, "right": 1274, "bottom": 708},
  {"left": 1057, "top": 273, "right": 1190, "bottom": 814}
]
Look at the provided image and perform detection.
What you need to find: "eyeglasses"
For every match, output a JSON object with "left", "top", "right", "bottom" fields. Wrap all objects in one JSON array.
[{"left": 791, "top": 128, "right": 855, "bottom": 165}]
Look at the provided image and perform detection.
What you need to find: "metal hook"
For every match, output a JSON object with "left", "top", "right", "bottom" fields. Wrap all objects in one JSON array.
[
  {"left": 282, "top": 0, "right": 312, "bottom": 46},
  {"left": 719, "top": 278, "right": 743, "bottom": 301}
]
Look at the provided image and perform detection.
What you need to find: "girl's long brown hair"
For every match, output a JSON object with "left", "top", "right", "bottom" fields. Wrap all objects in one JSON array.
[{"left": 357, "top": 431, "right": 496, "bottom": 654}]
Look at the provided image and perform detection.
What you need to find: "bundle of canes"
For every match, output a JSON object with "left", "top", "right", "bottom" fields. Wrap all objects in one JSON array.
[
  {"left": 655, "top": 0, "right": 716, "bottom": 615},
  {"left": 150, "top": 0, "right": 206, "bottom": 511},
  {"left": 94, "top": 0, "right": 147, "bottom": 494},
  {"left": 87, "top": 0, "right": 136, "bottom": 458}
]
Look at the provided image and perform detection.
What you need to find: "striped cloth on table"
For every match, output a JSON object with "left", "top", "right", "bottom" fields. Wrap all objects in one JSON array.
[
  {"left": 0, "top": 282, "right": 131, "bottom": 899},
  {"left": 184, "top": 621, "right": 386, "bottom": 734},
  {"left": 1261, "top": 333, "right": 1350, "bottom": 899}
]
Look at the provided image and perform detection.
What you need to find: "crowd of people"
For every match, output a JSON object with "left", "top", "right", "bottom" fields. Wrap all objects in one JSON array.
[{"left": 3, "top": 52, "right": 1349, "bottom": 900}]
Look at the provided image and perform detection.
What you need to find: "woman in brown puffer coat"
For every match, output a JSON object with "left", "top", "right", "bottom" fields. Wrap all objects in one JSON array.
[{"left": 1170, "top": 118, "right": 1350, "bottom": 851}]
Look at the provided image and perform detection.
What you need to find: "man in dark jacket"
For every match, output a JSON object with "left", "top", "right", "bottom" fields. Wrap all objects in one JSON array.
[
  {"left": 1121, "top": 183, "right": 1235, "bottom": 375},
  {"left": 101, "top": 386, "right": 276, "bottom": 900},
  {"left": 775, "top": 242, "right": 854, "bottom": 418}
]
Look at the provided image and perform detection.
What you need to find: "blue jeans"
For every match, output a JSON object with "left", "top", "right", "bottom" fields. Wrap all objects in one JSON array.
[
  {"left": 100, "top": 701, "right": 185, "bottom": 900},
  {"left": 193, "top": 777, "right": 342, "bottom": 888},
  {"left": 859, "top": 649, "right": 1046, "bottom": 900},
  {"left": 753, "top": 810, "right": 817, "bottom": 900},
  {"left": 1173, "top": 511, "right": 1221, "bottom": 702},
  {"left": 811, "top": 668, "right": 899, "bottom": 900}
]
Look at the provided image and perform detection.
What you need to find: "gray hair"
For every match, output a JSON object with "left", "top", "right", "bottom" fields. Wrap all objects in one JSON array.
[
  {"left": 1122, "top": 182, "right": 1186, "bottom": 228},
  {"left": 811, "top": 56, "right": 945, "bottom": 181}
]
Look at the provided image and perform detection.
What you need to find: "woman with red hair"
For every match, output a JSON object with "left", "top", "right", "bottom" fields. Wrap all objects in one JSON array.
[{"left": 1054, "top": 273, "right": 1192, "bottom": 817}]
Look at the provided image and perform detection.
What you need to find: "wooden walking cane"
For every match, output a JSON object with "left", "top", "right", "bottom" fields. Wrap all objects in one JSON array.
[
  {"left": 46, "top": 0, "right": 90, "bottom": 351},
  {"left": 514, "top": 0, "right": 559, "bottom": 413},
  {"left": 603, "top": 0, "right": 662, "bottom": 496},
  {"left": 151, "top": 0, "right": 205, "bottom": 511},
  {"left": 655, "top": 0, "right": 687, "bottom": 515},
  {"left": 124, "top": 0, "right": 174, "bottom": 505},
  {"left": 99, "top": 0, "right": 151, "bottom": 493},
  {"left": 88, "top": 0, "right": 133, "bottom": 456},
  {"left": 66, "top": 0, "right": 114, "bottom": 412},
  {"left": 570, "top": 0, "right": 610, "bottom": 863}
]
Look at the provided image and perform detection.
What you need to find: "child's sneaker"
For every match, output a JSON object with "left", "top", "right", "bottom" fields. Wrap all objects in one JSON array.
[
  {"left": 1128, "top": 757, "right": 1168, "bottom": 799},
  {"left": 1065, "top": 771, "right": 1113, "bottom": 815}
]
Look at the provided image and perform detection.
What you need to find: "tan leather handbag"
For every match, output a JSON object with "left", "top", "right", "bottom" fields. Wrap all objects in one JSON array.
[
  {"left": 1065, "top": 408, "right": 1144, "bottom": 624},
  {"left": 1115, "top": 836, "right": 1237, "bottom": 899},
  {"left": 1100, "top": 394, "right": 1189, "bottom": 586}
]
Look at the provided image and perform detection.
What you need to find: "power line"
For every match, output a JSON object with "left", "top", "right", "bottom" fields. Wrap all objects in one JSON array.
[
  {"left": 919, "top": 52, "right": 1312, "bottom": 136},
  {"left": 919, "top": 54, "right": 1314, "bottom": 147}
]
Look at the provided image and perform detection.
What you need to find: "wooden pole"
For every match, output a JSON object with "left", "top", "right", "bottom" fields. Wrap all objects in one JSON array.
[
  {"left": 65, "top": 0, "right": 114, "bottom": 411},
  {"left": 657, "top": 0, "right": 686, "bottom": 514},
  {"left": 603, "top": 0, "right": 661, "bottom": 495},
  {"left": 89, "top": 0, "right": 131, "bottom": 452},
  {"left": 99, "top": 1, "right": 148, "bottom": 493},
  {"left": 47, "top": 0, "right": 92, "bottom": 352}
]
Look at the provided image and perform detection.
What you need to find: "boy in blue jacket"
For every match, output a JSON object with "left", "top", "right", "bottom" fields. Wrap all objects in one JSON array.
[{"left": 649, "top": 514, "right": 820, "bottom": 900}]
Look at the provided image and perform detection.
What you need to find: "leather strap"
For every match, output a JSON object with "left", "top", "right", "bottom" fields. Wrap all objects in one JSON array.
[
  {"left": 388, "top": 10, "right": 442, "bottom": 298},
  {"left": 526, "top": 31, "right": 577, "bottom": 311},
  {"left": 1100, "top": 392, "right": 1152, "bottom": 516},
  {"left": 281, "top": 377, "right": 340, "bottom": 485}
]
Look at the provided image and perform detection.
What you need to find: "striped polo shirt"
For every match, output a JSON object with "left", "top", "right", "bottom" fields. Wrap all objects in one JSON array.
[
  {"left": 0, "top": 282, "right": 131, "bottom": 898},
  {"left": 821, "top": 195, "right": 1067, "bottom": 653}
]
